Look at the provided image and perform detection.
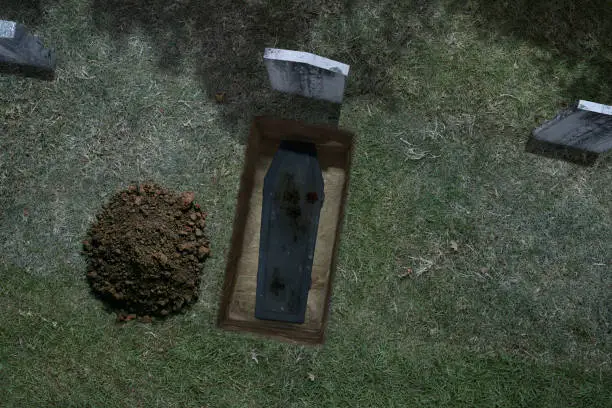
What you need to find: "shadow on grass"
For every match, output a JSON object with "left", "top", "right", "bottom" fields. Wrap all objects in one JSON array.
[
  {"left": 0, "top": 0, "right": 44, "bottom": 26},
  {"left": 90, "top": 0, "right": 349, "bottom": 135},
  {"left": 90, "top": 0, "right": 439, "bottom": 135},
  {"left": 450, "top": 0, "right": 612, "bottom": 102}
]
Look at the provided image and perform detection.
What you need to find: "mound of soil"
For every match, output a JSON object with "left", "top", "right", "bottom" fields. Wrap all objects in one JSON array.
[{"left": 82, "top": 183, "right": 211, "bottom": 319}]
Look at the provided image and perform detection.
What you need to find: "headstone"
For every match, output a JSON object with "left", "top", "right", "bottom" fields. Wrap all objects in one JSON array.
[
  {"left": 0, "top": 20, "right": 56, "bottom": 79},
  {"left": 264, "top": 48, "right": 349, "bottom": 103},
  {"left": 532, "top": 100, "right": 612, "bottom": 154},
  {"left": 255, "top": 140, "right": 324, "bottom": 323}
]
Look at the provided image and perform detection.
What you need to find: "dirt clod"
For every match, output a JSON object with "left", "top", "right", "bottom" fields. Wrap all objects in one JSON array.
[
  {"left": 180, "top": 191, "right": 195, "bottom": 209},
  {"left": 139, "top": 315, "right": 153, "bottom": 323},
  {"left": 83, "top": 183, "right": 211, "bottom": 318},
  {"left": 197, "top": 246, "right": 210, "bottom": 260}
]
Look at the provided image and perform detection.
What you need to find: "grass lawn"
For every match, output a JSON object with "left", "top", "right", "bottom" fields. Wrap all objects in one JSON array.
[{"left": 1, "top": 0, "right": 611, "bottom": 406}]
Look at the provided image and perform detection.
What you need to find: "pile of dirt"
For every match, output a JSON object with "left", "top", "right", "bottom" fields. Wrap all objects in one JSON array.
[{"left": 82, "top": 183, "right": 210, "bottom": 320}]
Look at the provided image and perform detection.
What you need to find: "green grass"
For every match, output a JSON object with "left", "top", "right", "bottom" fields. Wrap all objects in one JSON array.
[{"left": 1, "top": 0, "right": 611, "bottom": 406}]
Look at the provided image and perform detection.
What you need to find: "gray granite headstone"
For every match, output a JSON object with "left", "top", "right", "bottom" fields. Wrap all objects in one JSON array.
[
  {"left": 264, "top": 48, "right": 349, "bottom": 104},
  {"left": 532, "top": 100, "right": 612, "bottom": 153},
  {"left": 0, "top": 20, "right": 56, "bottom": 79}
]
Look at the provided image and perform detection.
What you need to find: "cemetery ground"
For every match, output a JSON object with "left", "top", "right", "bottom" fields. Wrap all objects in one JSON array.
[{"left": 1, "top": 0, "right": 611, "bottom": 406}]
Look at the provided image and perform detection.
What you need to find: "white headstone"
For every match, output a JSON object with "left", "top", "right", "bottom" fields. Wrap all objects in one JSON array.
[
  {"left": 578, "top": 100, "right": 612, "bottom": 116},
  {"left": 0, "top": 20, "right": 56, "bottom": 77},
  {"left": 0, "top": 21, "right": 17, "bottom": 39},
  {"left": 532, "top": 100, "right": 612, "bottom": 154},
  {"left": 263, "top": 48, "right": 350, "bottom": 104}
]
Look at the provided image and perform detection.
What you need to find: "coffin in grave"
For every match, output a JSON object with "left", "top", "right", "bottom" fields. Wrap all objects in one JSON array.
[
  {"left": 218, "top": 117, "right": 354, "bottom": 344},
  {"left": 255, "top": 140, "right": 325, "bottom": 324}
]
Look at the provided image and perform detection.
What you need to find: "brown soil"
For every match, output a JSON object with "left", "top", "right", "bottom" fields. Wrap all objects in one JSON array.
[{"left": 82, "top": 183, "right": 211, "bottom": 319}]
